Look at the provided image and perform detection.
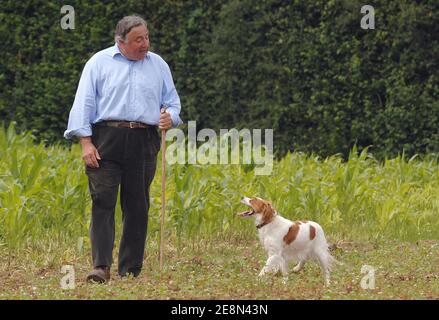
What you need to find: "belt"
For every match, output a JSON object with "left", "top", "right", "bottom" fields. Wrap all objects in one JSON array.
[{"left": 97, "top": 121, "right": 152, "bottom": 129}]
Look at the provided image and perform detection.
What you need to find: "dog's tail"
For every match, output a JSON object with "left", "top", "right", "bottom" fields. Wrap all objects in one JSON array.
[
  {"left": 316, "top": 240, "right": 344, "bottom": 270},
  {"left": 327, "top": 253, "right": 343, "bottom": 269},
  {"left": 326, "top": 242, "right": 345, "bottom": 268}
]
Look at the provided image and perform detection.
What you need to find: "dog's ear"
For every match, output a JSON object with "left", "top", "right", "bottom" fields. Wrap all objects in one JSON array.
[
  {"left": 265, "top": 201, "right": 275, "bottom": 212},
  {"left": 261, "top": 201, "right": 275, "bottom": 222}
]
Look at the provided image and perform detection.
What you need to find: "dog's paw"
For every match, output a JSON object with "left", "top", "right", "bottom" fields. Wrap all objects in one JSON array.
[
  {"left": 292, "top": 266, "right": 301, "bottom": 273},
  {"left": 259, "top": 266, "right": 273, "bottom": 277}
]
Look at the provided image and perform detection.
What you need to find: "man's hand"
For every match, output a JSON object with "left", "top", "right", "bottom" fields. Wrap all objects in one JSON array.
[
  {"left": 159, "top": 110, "right": 172, "bottom": 130},
  {"left": 80, "top": 137, "right": 101, "bottom": 168}
]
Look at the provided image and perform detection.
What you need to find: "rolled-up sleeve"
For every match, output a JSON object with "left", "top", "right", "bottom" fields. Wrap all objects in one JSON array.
[
  {"left": 160, "top": 62, "right": 182, "bottom": 127},
  {"left": 64, "top": 59, "right": 98, "bottom": 139}
]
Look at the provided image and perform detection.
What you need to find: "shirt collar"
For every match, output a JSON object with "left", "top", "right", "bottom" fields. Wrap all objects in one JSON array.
[
  {"left": 111, "top": 43, "right": 121, "bottom": 57},
  {"left": 111, "top": 43, "right": 150, "bottom": 60}
]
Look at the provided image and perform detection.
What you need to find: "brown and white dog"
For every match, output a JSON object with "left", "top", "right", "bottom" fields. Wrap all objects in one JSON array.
[{"left": 239, "top": 196, "right": 337, "bottom": 286}]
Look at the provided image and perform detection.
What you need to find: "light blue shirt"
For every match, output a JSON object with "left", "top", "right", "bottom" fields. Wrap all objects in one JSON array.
[{"left": 64, "top": 44, "right": 182, "bottom": 139}]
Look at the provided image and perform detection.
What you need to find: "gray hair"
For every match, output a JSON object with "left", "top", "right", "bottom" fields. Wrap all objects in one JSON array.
[{"left": 114, "top": 15, "right": 148, "bottom": 43}]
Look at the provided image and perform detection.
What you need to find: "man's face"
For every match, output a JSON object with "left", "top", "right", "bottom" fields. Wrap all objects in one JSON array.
[{"left": 118, "top": 25, "right": 149, "bottom": 61}]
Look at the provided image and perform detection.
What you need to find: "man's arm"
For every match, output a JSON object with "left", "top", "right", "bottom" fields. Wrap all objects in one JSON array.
[
  {"left": 80, "top": 137, "right": 101, "bottom": 168},
  {"left": 160, "top": 62, "right": 182, "bottom": 128},
  {"left": 64, "top": 57, "right": 101, "bottom": 167},
  {"left": 64, "top": 59, "right": 98, "bottom": 139}
]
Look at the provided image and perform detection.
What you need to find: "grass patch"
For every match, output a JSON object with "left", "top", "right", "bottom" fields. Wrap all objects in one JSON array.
[
  {"left": 1, "top": 125, "right": 439, "bottom": 299},
  {"left": 0, "top": 237, "right": 438, "bottom": 300}
]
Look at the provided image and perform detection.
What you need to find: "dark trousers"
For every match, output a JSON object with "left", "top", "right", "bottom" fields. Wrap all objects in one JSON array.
[{"left": 85, "top": 123, "right": 160, "bottom": 277}]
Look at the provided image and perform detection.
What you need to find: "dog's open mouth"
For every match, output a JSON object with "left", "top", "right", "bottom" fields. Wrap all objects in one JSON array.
[{"left": 237, "top": 209, "right": 255, "bottom": 217}]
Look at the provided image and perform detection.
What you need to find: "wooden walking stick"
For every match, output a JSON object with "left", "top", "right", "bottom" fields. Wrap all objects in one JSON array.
[{"left": 160, "top": 106, "right": 167, "bottom": 271}]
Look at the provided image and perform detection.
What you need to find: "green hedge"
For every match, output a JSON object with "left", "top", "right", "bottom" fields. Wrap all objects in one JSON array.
[{"left": 0, "top": 0, "right": 438, "bottom": 159}]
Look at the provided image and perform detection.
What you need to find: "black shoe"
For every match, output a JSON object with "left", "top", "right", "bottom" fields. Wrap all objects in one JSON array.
[
  {"left": 86, "top": 266, "right": 110, "bottom": 283},
  {"left": 119, "top": 268, "right": 141, "bottom": 278}
]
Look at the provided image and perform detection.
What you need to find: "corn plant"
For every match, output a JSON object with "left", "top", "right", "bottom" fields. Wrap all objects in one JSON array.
[{"left": 1, "top": 124, "right": 439, "bottom": 261}]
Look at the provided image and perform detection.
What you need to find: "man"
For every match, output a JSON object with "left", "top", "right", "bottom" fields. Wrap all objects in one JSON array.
[{"left": 64, "top": 15, "right": 182, "bottom": 283}]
